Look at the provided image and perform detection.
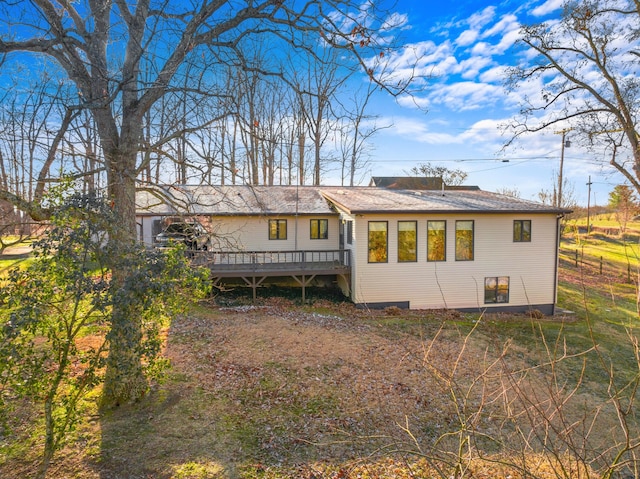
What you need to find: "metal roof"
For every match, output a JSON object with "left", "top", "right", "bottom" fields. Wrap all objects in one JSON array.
[
  {"left": 320, "top": 187, "right": 570, "bottom": 214},
  {"left": 136, "top": 185, "right": 569, "bottom": 217},
  {"left": 136, "top": 185, "right": 335, "bottom": 216}
]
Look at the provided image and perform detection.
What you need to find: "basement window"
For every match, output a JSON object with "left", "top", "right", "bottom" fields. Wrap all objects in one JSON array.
[{"left": 485, "top": 276, "right": 510, "bottom": 303}]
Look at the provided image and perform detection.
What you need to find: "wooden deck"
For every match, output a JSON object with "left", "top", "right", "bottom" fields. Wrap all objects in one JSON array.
[{"left": 191, "top": 249, "right": 351, "bottom": 300}]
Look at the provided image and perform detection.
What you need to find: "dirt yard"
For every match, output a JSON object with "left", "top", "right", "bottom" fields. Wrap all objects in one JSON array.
[{"left": 2, "top": 295, "right": 601, "bottom": 479}]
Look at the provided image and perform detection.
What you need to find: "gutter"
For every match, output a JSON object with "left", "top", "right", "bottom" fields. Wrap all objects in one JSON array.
[{"left": 341, "top": 208, "right": 570, "bottom": 215}]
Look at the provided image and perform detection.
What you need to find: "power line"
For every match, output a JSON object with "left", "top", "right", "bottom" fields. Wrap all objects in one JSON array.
[{"left": 366, "top": 155, "right": 596, "bottom": 164}]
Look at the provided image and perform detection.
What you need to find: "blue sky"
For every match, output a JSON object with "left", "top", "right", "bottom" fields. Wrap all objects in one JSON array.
[{"left": 359, "top": 0, "right": 620, "bottom": 206}]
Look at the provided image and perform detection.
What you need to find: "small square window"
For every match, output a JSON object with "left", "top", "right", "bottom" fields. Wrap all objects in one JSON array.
[
  {"left": 514, "top": 220, "right": 531, "bottom": 242},
  {"left": 269, "top": 219, "right": 287, "bottom": 240},
  {"left": 310, "top": 219, "right": 328, "bottom": 239},
  {"left": 485, "top": 276, "right": 509, "bottom": 303}
]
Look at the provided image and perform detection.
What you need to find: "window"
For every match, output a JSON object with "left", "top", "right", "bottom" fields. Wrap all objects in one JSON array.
[
  {"left": 427, "top": 220, "right": 446, "bottom": 262},
  {"left": 346, "top": 220, "right": 353, "bottom": 245},
  {"left": 269, "top": 219, "right": 287, "bottom": 240},
  {"left": 310, "top": 219, "right": 328, "bottom": 239},
  {"left": 513, "top": 220, "right": 531, "bottom": 242},
  {"left": 398, "top": 221, "right": 417, "bottom": 262},
  {"left": 485, "top": 276, "right": 510, "bottom": 303},
  {"left": 368, "top": 221, "right": 388, "bottom": 263},
  {"left": 455, "top": 220, "right": 474, "bottom": 261}
]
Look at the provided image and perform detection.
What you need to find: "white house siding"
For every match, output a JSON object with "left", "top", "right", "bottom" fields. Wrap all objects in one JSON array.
[
  {"left": 196, "top": 214, "right": 340, "bottom": 251},
  {"left": 350, "top": 213, "right": 559, "bottom": 312},
  {"left": 138, "top": 216, "right": 155, "bottom": 245},
  {"left": 137, "top": 214, "right": 340, "bottom": 251},
  {"left": 335, "top": 212, "right": 358, "bottom": 299}
]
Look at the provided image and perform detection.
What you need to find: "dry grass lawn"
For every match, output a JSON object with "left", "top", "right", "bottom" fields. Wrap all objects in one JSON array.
[{"left": 0, "top": 293, "right": 632, "bottom": 478}]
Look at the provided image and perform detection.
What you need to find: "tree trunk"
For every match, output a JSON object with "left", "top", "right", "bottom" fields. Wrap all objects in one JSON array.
[{"left": 101, "top": 152, "right": 147, "bottom": 407}]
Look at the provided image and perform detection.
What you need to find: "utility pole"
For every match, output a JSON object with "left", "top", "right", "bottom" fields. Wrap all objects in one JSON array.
[{"left": 555, "top": 129, "right": 572, "bottom": 208}]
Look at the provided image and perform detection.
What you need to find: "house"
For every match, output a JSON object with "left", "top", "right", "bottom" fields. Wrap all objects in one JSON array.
[
  {"left": 136, "top": 185, "right": 346, "bottom": 301},
  {"left": 136, "top": 184, "right": 568, "bottom": 314},
  {"left": 369, "top": 176, "right": 481, "bottom": 191}
]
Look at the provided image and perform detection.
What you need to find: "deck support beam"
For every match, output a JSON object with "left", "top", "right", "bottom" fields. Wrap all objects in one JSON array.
[
  {"left": 241, "top": 276, "right": 267, "bottom": 301},
  {"left": 291, "top": 274, "right": 317, "bottom": 302}
]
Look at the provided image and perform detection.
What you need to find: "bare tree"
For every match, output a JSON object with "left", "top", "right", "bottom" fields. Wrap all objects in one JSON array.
[
  {"left": 507, "top": 0, "right": 640, "bottom": 194},
  {"left": 0, "top": 0, "right": 413, "bottom": 406},
  {"left": 408, "top": 162, "right": 469, "bottom": 187},
  {"left": 293, "top": 47, "right": 350, "bottom": 185},
  {"left": 538, "top": 174, "right": 578, "bottom": 209},
  {"left": 398, "top": 312, "right": 640, "bottom": 479},
  {"left": 337, "top": 80, "right": 385, "bottom": 186},
  {"left": 0, "top": 75, "right": 80, "bottom": 228},
  {"left": 495, "top": 186, "right": 522, "bottom": 198}
]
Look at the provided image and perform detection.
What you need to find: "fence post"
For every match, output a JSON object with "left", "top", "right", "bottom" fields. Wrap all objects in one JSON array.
[
  {"left": 600, "top": 256, "right": 603, "bottom": 275},
  {"left": 575, "top": 249, "right": 578, "bottom": 267}
]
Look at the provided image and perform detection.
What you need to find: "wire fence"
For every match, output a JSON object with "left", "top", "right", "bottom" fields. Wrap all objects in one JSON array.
[{"left": 559, "top": 245, "right": 640, "bottom": 283}]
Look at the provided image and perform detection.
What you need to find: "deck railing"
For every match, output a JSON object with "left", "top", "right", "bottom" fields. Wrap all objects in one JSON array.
[{"left": 191, "top": 249, "right": 351, "bottom": 272}]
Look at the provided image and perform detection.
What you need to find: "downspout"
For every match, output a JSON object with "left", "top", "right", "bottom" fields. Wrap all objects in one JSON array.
[{"left": 552, "top": 213, "right": 565, "bottom": 315}]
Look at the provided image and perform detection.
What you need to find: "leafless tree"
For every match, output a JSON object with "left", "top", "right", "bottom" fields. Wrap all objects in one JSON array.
[
  {"left": 294, "top": 47, "right": 350, "bottom": 185},
  {"left": 495, "top": 186, "right": 522, "bottom": 198},
  {"left": 408, "top": 162, "right": 469, "bottom": 187},
  {"left": 337, "top": 80, "right": 385, "bottom": 186},
  {"left": 0, "top": 75, "right": 80, "bottom": 233},
  {"left": 507, "top": 0, "right": 640, "bottom": 194},
  {"left": 538, "top": 174, "right": 578, "bottom": 209},
  {"left": 399, "top": 312, "right": 640, "bottom": 479},
  {"left": 0, "top": 0, "right": 414, "bottom": 406}
]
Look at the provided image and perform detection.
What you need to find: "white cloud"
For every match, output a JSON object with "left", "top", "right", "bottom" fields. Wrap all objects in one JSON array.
[
  {"left": 455, "top": 7, "right": 502, "bottom": 48},
  {"left": 371, "top": 40, "right": 458, "bottom": 85},
  {"left": 531, "top": 0, "right": 563, "bottom": 17},
  {"left": 479, "top": 65, "right": 509, "bottom": 83},
  {"left": 429, "top": 81, "right": 504, "bottom": 111},
  {"left": 468, "top": 6, "right": 497, "bottom": 29},
  {"left": 455, "top": 29, "right": 478, "bottom": 47},
  {"left": 389, "top": 118, "right": 461, "bottom": 144},
  {"left": 396, "top": 94, "right": 431, "bottom": 110},
  {"left": 458, "top": 56, "right": 494, "bottom": 79},
  {"left": 381, "top": 12, "right": 409, "bottom": 32},
  {"left": 470, "top": 41, "right": 493, "bottom": 56},
  {"left": 482, "top": 14, "right": 519, "bottom": 38}
]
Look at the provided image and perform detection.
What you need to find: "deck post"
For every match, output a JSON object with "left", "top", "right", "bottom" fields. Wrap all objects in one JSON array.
[
  {"left": 302, "top": 275, "right": 306, "bottom": 302},
  {"left": 241, "top": 276, "right": 267, "bottom": 301},
  {"left": 292, "top": 274, "right": 317, "bottom": 303}
]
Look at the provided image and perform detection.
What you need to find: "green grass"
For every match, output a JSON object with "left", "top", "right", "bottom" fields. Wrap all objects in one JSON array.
[{"left": 567, "top": 213, "right": 640, "bottom": 230}]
